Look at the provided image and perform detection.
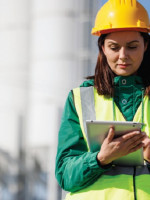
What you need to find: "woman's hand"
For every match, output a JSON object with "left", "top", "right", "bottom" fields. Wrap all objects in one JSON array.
[
  {"left": 97, "top": 127, "right": 145, "bottom": 166},
  {"left": 142, "top": 133, "right": 150, "bottom": 162}
]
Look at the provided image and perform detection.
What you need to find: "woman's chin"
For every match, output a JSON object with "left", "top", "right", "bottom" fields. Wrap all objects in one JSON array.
[{"left": 114, "top": 70, "right": 135, "bottom": 77}]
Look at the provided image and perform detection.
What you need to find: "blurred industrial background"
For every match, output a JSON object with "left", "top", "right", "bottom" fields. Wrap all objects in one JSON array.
[{"left": 0, "top": 0, "right": 149, "bottom": 200}]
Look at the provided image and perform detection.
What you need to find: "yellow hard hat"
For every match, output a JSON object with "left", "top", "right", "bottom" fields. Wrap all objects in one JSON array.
[{"left": 92, "top": 0, "right": 150, "bottom": 36}]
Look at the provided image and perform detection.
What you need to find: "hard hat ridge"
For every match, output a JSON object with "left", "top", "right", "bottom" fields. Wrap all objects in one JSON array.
[
  {"left": 110, "top": 0, "right": 136, "bottom": 7},
  {"left": 92, "top": 0, "right": 150, "bottom": 36}
]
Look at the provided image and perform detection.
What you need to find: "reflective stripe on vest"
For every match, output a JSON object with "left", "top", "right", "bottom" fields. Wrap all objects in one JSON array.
[
  {"left": 80, "top": 87, "right": 96, "bottom": 138},
  {"left": 65, "top": 86, "right": 150, "bottom": 200}
]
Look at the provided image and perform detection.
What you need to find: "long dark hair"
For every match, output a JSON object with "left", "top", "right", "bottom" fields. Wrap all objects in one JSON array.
[{"left": 87, "top": 32, "right": 150, "bottom": 97}]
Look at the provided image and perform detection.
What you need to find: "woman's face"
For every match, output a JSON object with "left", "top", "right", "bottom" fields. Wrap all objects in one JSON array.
[{"left": 102, "top": 31, "right": 147, "bottom": 76}]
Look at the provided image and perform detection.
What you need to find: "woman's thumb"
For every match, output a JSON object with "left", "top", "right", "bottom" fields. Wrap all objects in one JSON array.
[{"left": 107, "top": 127, "right": 115, "bottom": 143}]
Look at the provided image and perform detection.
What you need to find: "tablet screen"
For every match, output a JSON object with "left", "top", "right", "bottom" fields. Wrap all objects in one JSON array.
[{"left": 86, "top": 120, "right": 144, "bottom": 166}]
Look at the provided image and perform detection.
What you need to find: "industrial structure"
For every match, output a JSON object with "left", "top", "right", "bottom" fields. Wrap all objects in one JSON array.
[{"left": 0, "top": 0, "right": 101, "bottom": 199}]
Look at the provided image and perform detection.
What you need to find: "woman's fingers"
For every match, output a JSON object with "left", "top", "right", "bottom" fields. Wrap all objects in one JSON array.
[
  {"left": 142, "top": 134, "right": 150, "bottom": 162},
  {"left": 122, "top": 130, "right": 141, "bottom": 140},
  {"left": 127, "top": 133, "right": 145, "bottom": 147},
  {"left": 106, "top": 127, "right": 115, "bottom": 143},
  {"left": 128, "top": 142, "right": 144, "bottom": 154},
  {"left": 142, "top": 133, "right": 150, "bottom": 147},
  {"left": 98, "top": 129, "right": 146, "bottom": 165},
  {"left": 121, "top": 131, "right": 144, "bottom": 146},
  {"left": 118, "top": 131, "right": 145, "bottom": 155}
]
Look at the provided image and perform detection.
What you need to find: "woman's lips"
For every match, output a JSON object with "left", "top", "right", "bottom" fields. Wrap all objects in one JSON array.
[{"left": 118, "top": 64, "right": 130, "bottom": 69}]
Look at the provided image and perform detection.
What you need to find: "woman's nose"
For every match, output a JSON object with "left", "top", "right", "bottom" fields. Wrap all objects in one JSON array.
[{"left": 119, "top": 47, "right": 128, "bottom": 61}]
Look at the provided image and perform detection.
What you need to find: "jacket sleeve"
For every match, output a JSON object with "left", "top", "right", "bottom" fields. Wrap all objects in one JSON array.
[{"left": 55, "top": 90, "right": 111, "bottom": 192}]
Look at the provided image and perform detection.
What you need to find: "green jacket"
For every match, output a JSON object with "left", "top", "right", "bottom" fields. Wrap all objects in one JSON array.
[{"left": 55, "top": 75, "right": 149, "bottom": 193}]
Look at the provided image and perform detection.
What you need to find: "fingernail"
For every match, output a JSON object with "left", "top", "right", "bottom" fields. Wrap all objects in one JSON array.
[{"left": 135, "top": 131, "right": 140, "bottom": 134}]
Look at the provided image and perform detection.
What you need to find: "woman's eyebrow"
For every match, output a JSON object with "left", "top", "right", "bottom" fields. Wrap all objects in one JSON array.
[
  {"left": 107, "top": 40, "right": 140, "bottom": 45},
  {"left": 127, "top": 40, "right": 139, "bottom": 44},
  {"left": 107, "top": 40, "right": 139, "bottom": 44},
  {"left": 107, "top": 41, "right": 118, "bottom": 44}
]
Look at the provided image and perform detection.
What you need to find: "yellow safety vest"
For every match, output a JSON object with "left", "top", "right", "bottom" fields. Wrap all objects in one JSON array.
[{"left": 65, "top": 86, "right": 150, "bottom": 200}]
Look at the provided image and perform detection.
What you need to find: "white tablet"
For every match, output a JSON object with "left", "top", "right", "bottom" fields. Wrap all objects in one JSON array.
[{"left": 86, "top": 120, "right": 144, "bottom": 166}]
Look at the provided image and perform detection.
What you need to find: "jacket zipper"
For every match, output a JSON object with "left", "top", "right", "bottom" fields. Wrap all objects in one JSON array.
[{"left": 133, "top": 167, "right": 137, "bottom": 200}]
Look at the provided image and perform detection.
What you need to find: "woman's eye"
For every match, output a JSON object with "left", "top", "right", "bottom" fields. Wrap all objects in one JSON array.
[
  {"left": 128, "top": 46, "right": 137, "bottom": 49},
  {"left": 110, "top": 46, "right": 119, "bottom": 51}
]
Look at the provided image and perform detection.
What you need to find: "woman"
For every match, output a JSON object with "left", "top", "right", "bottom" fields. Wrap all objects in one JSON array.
[{"left": 55, "top": 0, "right": 150, "bottom": 199}]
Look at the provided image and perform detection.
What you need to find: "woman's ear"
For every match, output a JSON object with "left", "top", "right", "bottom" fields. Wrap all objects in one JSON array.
[{"left": 102, "top": 45, "right": 106, "bottom": 55}]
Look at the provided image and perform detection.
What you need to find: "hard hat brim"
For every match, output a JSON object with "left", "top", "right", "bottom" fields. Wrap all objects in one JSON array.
[{"left": 92, "top": 27, "right": 150, "bottom": 37}]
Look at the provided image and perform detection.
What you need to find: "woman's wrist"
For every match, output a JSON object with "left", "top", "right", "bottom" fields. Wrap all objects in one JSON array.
[{"left": 96, "top": 152, "right": 112, "bottom": 168}]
